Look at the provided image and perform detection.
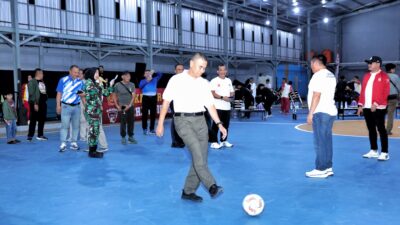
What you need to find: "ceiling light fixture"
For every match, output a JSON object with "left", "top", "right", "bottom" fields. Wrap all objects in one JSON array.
[
  {"left": 293, "top": 7, "right": 300, "bottom": 14},
  {"left": 323, "top": 17, "right": 329, "bottom": 23}
]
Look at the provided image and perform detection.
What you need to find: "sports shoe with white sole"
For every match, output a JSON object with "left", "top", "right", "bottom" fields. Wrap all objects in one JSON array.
[
  {"left": 59, "top": 142, "right": 67, "bottom": 152},
  {"left": 363, "top": 150, "right": 379, "bottom": 158},
  {"left": 221, "top": 141, "right": 233, "bottom": 148},
  {"left": 70, "top": 142, "right": 80, "bottom": 151},
  {"left": 210, "top": 142, "right": 222, "bottom": 149},
  {"left": 305, "top": 169, "right": 332, "bottom": 178},
  {"left": 97, "top": 148, "right": 109, "bottom": 153},
  {"left": 377, "top": 152, "right": 389, "bottom": 161},
  {"left": 325, "top": 168, "right": 334, "bottom": 176}
]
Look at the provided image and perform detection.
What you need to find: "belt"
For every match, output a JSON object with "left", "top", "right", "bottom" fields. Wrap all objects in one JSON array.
[
  {"left": 174, "top": 112, "right": 204, "bottom": 117},
  {"left": 62, "top": 102, "right": 80, "bottom": 106}
]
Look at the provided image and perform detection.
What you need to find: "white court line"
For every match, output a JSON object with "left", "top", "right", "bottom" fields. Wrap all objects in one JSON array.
[
  {"left": 295, "top": 121, "right": 400, "bottom": 139},
  {"left": 231, "top": 121, "right": 299, "bottom": 125}
]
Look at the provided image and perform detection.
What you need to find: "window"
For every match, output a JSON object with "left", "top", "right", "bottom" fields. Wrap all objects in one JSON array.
[
  {"left": 269, "top": 34, "right": 273, "bottom": 45},
  {"left": 286, "top": 37, "right": 289, "bottom": 47},
  {"left": 115, "top": 1, "right": 120, "bottom": 19},
  {"left": 137, "top": 7, "right": 142, "bottom": 23},
  {"left": 174, "top": 14, "right": 178, "bottom": 29},
  {"left": 278, "top": 35, "right": 281, "bottom": 46},
  {"left": 60, "top": 0, "right": 66, "bottom": 10},
  {"left": 28, "top": 0, "right": 35, "bottom": 4},
  {"left": 261, "top": 32, "right": 264, "bottom": 43},
  {"left": 190, "top": 18, "right": 195, "bottom": 32},
  {"left": 218, "top": 23, "right": 221, "bottom": 37},
  {"left": 205, "top": 21, "right": 208, "bottom": 35},
  {"left": 293, "top": 39, "right": 296, "bottom": 49},
  {"left": 230, "top": 26, "right": 234, "bottom": 39},
  {"left": 241, "top": 28, "right": 245, "bottom": 40},
  {"left": 88, "top": 0, "right": 95, "bottom": 15},
  {"left": 157, "top": 10, "right": 161, "bottom": 26},
  {"left": 252, "top": 31, "right": 255, "bottom": 42}
]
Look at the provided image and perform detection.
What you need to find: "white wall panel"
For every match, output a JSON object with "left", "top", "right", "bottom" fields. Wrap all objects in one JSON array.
[{"left": 0, "top": 0, "right": 12, "bottom": 27}]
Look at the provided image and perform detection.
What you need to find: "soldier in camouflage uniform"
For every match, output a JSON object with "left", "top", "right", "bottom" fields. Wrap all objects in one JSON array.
[{"left": 83, "top": 68, "right": 115, "bottom": 158}]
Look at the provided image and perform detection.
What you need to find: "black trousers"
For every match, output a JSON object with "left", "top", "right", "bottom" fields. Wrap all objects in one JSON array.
[
  {"left": 210, "top": 109, "right": 231, "bottom": 143},
  {"left": 119, "top": 107, "right": 134, "bottom": 138},
  {"left": 28, "top": 101, "right": 47, "bottom": 137},
  {"left": 363, "top": 108, "right": 388, "bottom": 153},
  {"left": 141, "top": 95, "right": 157, "bottom": 130},
  {"left": 263, "top": 100, "right": 273, "bottom": 115}
]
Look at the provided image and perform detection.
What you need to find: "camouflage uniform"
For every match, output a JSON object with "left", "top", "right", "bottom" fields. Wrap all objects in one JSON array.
[{"left": 84, "top": 79, "right": 113, "bottom": 147}]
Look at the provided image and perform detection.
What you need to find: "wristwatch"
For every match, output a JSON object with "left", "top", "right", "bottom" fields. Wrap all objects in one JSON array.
[
  {"left": 220, "top": 96, "right": 223, "bottom": 99},
  {"left": 216, "top": 121, "right": 223, "bottom": 126}
]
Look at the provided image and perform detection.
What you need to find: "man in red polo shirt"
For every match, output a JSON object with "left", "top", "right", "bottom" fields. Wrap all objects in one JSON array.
[{"left": 357, "top": 56, "right": 390, "bottom": 161}]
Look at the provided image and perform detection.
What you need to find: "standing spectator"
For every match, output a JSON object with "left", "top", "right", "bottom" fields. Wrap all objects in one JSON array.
[
  {"left": 358, "top": 56, "right": 390, "bottom": 161},
  {"left": 280, "top": 78, "right": 292, "bottom": 114},
  {"left": 305, "top": 55, "right": 337, "bottom": 178},
  {"left": 22, "top": 75, "right": 32, "bottom": 123},
  {"left": 2, "top": 92, "right": 20, "bottom": 144},
  {"left": 98, "top": 65, "right": 105, "bottom": 78},
  {"left": 113, "top": 71, "right": 138, "bottom": 145},
  {"left": 335, "top": 76, "right": 348, "bottom": 115},
  {"left": 27, "top": 69, "right": 48, "bottom": 141},
  {"left": 139, "top": 70, "right": 163, "bottom": 135},
  {"left": 156, "top": 53, "right": 225, "bottom": 202},
  {"left": 170, "top": 64, "right": 185, "bottom": 148},
  {"left": 385, "top": 63, "right": 400, "bottom": 135},
  {"left": 83, "top": 68, "right": 114, "bottom": 158},
  {"left": 56, "top": 65, "right": 84, "bottom": 152},
  {"left": 209, "top": 64, "right": 234, "bottom": 149},
  {"left": 246, "top": 77, "right": 257, "bottom": 104}
]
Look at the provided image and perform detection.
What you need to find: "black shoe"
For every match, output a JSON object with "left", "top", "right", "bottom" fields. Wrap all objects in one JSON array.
[
  {"left": 27, "top": 137, "right": 33, "bottom": 142},
  {"left": 14, "top": 139, "right": 21, "bottom": 143},
  {"left": 36, "top": 136, "right": 48, "bottom": 141},
  {"left": 88, "top": 145, "right": 104, "bottom": 158},
  {"left": 181, "top": 190, "right": 203, "bottom": 202},
  {"left": 7, "top": 140, "right": 17, "bottom": 144},
  {"left": 209, "top": 184, "right": 223, "bottom": 198}
]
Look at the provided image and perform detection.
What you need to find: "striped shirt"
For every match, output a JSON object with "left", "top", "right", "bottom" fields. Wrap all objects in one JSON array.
[{"left": 56, "top": 75, "right": 84, "bottom": 105}]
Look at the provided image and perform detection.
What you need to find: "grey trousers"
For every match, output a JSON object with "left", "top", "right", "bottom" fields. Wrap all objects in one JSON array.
[
  {"left": 174, "top": 115, "right": 216, "bottom": 194},
  {"left": 386, "top": 99, "right": 398, "bottom": 133}
]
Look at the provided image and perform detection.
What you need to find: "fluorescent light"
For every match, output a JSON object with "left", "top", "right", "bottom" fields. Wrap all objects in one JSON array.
[
  {"left": 293, "top": 7, "right": 300, "bottom": 14},
  {"left": 266, "top": 20, "right": 271, "bottom": 25},
  {"left": 321, "top": 0, "right": 327, "bottom": 4},
  {"left": 323, "top": 17, "right": 329, "bottom": 23},
  {"left": 297, "top": 27, "right": 302, "bottom": 33},
  {"left": 293, "top": 2, "right": 298, "bottom": 6}
]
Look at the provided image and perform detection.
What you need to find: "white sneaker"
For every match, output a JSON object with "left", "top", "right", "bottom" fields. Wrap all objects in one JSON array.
[
  {"left": 59, "top": 142, "right": 67, "bottom": 152},
  {"left": 210, "top": 142, "right": 222, "bottom": 149},
  {"left": 221, "top": 141, "right": 233, "bottom": 148},
  {"left": 98, "top": 148, "right": 109, "bottom": 153},
  {"left": 305, "top": 169, "right": 330, "bottom": 178},
  {"left": 363, "top": 150, "right": 379, "bottom": 158},
  {"left": 377, "top": 152, "right": 390, "bottom": 161},
  {"left": 325, "top": 168, "right": 334, "bottom": 176},
  {"left": 70, "top": 142, "right": 80, "bottom": 151}
]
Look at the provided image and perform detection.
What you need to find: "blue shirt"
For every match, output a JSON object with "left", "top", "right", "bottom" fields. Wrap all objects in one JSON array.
[
  {"left": 139, "top": 73, "right": 163, "bottom": 96},
  {"left": 56, "top": 75, "right": 84, "bottom": 105}
]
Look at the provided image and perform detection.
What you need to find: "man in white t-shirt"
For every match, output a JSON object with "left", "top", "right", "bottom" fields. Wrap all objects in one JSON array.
[
  {"left": 306, "top": 55, "right": 338, "bottom": 178},
  {"left": 209, "top": 64, "right": 235, "bottom": 149},
  {"left": 156, "top": 53, "right": 226, "bottom": 202}
]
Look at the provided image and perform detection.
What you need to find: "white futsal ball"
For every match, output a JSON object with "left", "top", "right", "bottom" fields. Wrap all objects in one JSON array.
[{"left": 242, "top": 194, "right": 265, "bottom": 216}]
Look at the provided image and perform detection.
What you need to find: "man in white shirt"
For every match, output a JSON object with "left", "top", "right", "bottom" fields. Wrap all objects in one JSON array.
[
  {"left": 156, "top": 53, "right": 227, "bottom": 202},
  {"left": 280, "top": 78, "right": 292, "bottom": 114},
  {"left": 209, "top": 64, "right": 234, "bottom": 149},
  {"left": 306, "top": 55, "right": 337, "bottom": 178}
]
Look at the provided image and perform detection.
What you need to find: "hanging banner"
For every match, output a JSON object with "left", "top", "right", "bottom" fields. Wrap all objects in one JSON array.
[{"left": 102, "top": 88, "right": 165, "bottom": 124}]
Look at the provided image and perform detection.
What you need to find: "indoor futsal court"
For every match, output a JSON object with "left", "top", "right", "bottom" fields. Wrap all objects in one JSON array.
[
  {"left": 1, "top": 111, "right": 399, "bottom": 225},
  {"left": 1, "top": 0, "right": 400, "bottom": 224}
]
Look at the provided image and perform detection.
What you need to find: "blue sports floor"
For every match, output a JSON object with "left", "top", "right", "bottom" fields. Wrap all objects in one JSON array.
[{"left": 1, "top": 111, "right": 399, "bottom": 225}]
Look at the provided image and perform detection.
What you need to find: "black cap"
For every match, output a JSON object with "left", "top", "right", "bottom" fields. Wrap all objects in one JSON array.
[{"left": 364, "top": 56, "right": 382, "bottom": 64}]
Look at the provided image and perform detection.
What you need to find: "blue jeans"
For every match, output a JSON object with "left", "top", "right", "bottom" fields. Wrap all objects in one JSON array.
[
  {"left": 60, "top": 104, "right": 81, "bottom": 143},
  {"left": 6, "top": 120, "right": 17, "bottom": 141},
  {"left": 312, "top": 113, "right": 335, "bottom": 170}
]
